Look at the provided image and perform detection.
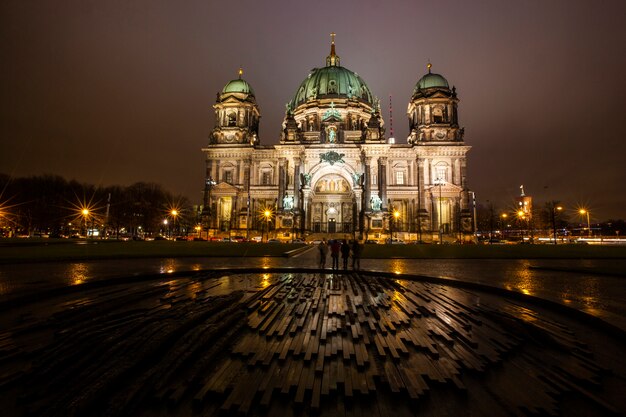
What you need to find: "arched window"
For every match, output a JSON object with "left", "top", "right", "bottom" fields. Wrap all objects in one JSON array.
[
  {"left": 227, "top": 111, "right": 237, "bottom": 127},
  {"left": 432, "top": 106, "right": 444, "bottom": 123}
]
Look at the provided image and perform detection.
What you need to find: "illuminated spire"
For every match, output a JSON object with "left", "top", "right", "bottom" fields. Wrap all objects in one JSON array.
[
  {"left": 326, "top": 32, "right": 340, "bottom": 66},
  {"left": 238, "top": 66, "right": 243, "bottom": 79},
  {"left": 427, "top": 62, "right": 432, "bottom": 73}
]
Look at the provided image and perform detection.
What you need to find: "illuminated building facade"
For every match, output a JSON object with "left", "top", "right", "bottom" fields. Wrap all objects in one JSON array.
[{"left": 201, "top": 36, "right": 472, "bottom": 241}]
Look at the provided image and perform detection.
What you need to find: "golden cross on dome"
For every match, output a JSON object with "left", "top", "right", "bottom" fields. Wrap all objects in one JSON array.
[
  {"left": 330, "top": 32, "right": 336, "bottom": 44},
  {"left": 238, "top": 66, "right": 243, "bottom": 78},
  {"left": 427, "top": 62, "right": 432, "bottom": 73}
]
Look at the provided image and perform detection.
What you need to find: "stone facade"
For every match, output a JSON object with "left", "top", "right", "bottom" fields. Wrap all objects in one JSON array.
[{"left": 201, "top": 39, "right": 472, "bottom": 242}]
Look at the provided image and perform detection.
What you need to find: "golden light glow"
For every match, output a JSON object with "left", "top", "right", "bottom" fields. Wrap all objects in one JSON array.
[
  {"left": 501, "top": 213, "right": 508, "bottom": 219},
  {"left": 171, "top": 209, "right": 178, "bottom": 217},
  {"left": 393, "top": 210, "right": 400, "bottom": 219},
  {"left": 82, "top": 208, "right": 89, "bottom": 216},
  {"left": 579, "top": 209, "right": 587, "bottom": 215}
]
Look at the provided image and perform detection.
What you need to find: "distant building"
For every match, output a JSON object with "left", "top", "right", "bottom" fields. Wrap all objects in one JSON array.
[{"left": 201, "top": 35, "right": 472, "bottom": 241}]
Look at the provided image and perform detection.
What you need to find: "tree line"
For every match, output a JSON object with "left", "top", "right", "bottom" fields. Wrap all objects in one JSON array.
[{"left": 0, "top": 173, "right": 194, "bottom": 238}]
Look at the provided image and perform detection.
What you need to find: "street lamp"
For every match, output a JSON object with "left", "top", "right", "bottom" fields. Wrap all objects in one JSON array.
[
  {"left": 500, "top": 213, "right": 508, "bottom": 240},
  {"left": 433, "top": 178, "right": 445, "bottom": 243},
  {"left": 264, "top": 209, "right": 271, "bottom": 242},
  {"left": 517, "top": 210, "right": 526, "bottom": 242},
  {"left": 393, "top": 209, "right": 400, "bottom": 243},
  {"left": 579, "top": 209, "right": 591, "bottom": 237},
  {"left": 551, "top": 204, "right": 563, "bottom": 244},
  {"left": 171, "top": 209, "right": 179, "bottom": 238},
  {"left": 81, "top": 208, "right": 90, "bottom": 238}
]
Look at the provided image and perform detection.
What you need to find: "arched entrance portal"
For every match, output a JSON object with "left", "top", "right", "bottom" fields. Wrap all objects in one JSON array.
[{"left": 309, "top": 174, "right": 355, "bottom": 235}]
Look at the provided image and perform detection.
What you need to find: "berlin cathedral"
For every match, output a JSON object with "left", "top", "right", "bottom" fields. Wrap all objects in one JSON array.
[{"left": 201, "top": 35, "right": 472, "bottom": 242}]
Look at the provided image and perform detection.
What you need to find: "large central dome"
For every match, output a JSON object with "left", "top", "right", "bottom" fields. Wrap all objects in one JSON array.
[
  {"left": 289, "top": 37, "right": 374, "bottom": 110},
  {"left": 290, "top": 66, "right": 374, "bottom": 108}
]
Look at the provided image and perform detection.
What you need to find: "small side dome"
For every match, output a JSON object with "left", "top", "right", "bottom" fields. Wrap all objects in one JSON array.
[
  {"left": 415, "top": 64, "right": 449, "bottom": 90},
  {"left": 222, "top": 79, "right": 255, "bottom": 95},
  {"left": 222, "top": 68, "right": 255, "bottom": 95}
]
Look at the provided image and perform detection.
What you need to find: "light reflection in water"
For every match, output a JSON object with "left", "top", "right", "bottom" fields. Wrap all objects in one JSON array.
[
  {"left": 388, "top": 259, "right": 405, "bottom": 275},
  {"left": 69, "top": 263, "right": 89, "bottom": 285},
  {"left": 504, "top": 260, "right": 535, "bottom": 296},
  {"left": 261, "top": 273, "right": 271, "bottom": 289},
  {"left": 159, "top": 259, "right": 177, "bottom": 274}
]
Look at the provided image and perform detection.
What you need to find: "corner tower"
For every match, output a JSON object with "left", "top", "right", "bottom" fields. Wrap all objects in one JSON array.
[
  {"left": 407, "top": 64, "right": 473, "bottom": 242},
  {"left": 210, "top": 68, "right": 260, "bottom": 146},
  {"left": 407, "top": 64, "right": 463, "bottom": 144}
]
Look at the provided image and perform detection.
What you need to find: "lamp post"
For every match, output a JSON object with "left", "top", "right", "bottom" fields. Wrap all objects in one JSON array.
[
  {"left": 517, "top": 210, "right": 526, "bottom": 242},
  {"left": 81, "top": 208, "right": 89, "bottom": 238},
  {"left": 163, "top": 219, "right": 169, "bottom": 239},
  {"left": 433, "top": 178, "right": 445, "bottom": 243},
  {"left": 171, "top": 210, "right": 178, "bottom": 238},
  {"left": 500, "top": 213, "right": 508, "bottom": 240},
  {"left": 551, "top": 204, "right": 563, "bottom": 244},
  {"left": 579, "top": 209, "right": 591, "bottom": 238},
  {"left": 264, "top": 209, "right": 271, "bottom": 242}
]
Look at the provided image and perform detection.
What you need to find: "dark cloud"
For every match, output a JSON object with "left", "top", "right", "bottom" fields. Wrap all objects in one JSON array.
[{"left": 1, "top": 0, "right": 625, "bottom": 219}]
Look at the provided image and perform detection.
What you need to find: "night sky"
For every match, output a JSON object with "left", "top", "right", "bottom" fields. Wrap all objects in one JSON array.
[{"left": 1, "top": 0, "right": 625, "bottom": 220}]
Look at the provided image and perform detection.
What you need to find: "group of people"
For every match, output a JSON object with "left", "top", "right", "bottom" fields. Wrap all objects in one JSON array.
[{"left": 317, "top": 238, "right": 362, "bottom": 270}]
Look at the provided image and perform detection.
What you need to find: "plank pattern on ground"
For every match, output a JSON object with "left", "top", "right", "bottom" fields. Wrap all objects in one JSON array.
[{"left": 0, "top": 271, "right": 623, "bottom": 417}]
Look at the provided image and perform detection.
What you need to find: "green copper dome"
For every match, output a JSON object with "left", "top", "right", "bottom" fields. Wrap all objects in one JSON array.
[
  {"left": 415, "top": 72, "right": 449, "bottom": 90},
  {"left": 222, "top": 78, "right": 255, "bottom": 96},
  {"left": 290, "top": 65, "right": 373, "bottom": 108},
  {"left": 288, "top": 36, "right": 375, "bottom": 111},
  {"left": 415, "top": 63, "right": 450, "bottom": 90}
]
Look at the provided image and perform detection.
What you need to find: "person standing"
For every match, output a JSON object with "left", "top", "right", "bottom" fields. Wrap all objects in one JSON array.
[
  {"left": 351, "top": 239, "right": 362, "bottom": 270},
  {"left": 330, "top": 239, "right": 341, "bottom": 270},
  {"left": 318, "top": 238, "right": 328, "bottom": 269},
  {"left": 341, "top": 240, "right": 351, "bottom": 269}
]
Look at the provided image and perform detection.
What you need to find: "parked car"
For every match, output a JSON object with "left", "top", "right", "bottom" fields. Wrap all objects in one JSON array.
[{"left": 231, "top": 235, "right": 246, "bottom": 242}]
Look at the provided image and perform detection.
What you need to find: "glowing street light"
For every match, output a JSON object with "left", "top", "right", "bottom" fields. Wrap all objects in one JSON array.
[
  {"left": 170, "top": 209, "right": 179, "bottom": 237},
  {"left": 81, "top": 208, "right": 90, "bottom": 238},
  {"left": 579, "top": 209, "right": 591, "bottom": 237},
  {"left": 264, "top": 209, "right": 271, "bottom": 242},
  {"left": 392, "top": 209, "right": 400, "bottom": 243},
  {"left": 517, "top": 210, "right": 527, "bottom": 242}
]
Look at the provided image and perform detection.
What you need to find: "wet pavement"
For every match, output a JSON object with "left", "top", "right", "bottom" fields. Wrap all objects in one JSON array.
[
  {"left": 0, "top": 246, "right": 625, "bottom": 333},
  {"left": 1, "top": 270, "right": 625, "bottom": 416}
]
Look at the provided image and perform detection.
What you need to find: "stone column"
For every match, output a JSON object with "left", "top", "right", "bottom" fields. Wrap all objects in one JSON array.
[
  {"left": 363, "top": 155, "right": 371, "bottom": 211},
  {"left": 378, "top": 157, "right": 387, "bottom": 208},
  {"left": 293, "top": 157, "right": 301, "bottom": 209},
  {"left": 278, "top": 158, "right": 286, "bottom": 210}
]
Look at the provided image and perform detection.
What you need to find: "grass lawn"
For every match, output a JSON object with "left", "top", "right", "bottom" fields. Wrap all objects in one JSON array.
[{"left": 1, "top": 238, "right": 625, "bottom": 264}]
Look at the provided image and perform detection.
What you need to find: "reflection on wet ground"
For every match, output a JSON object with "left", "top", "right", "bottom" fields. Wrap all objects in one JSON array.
[
  {"left": 1, "top": 271, "right": 624, "bottom": 416},
  {"left": 0, "top": 248, "right": 625, "bottom": 331}
]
